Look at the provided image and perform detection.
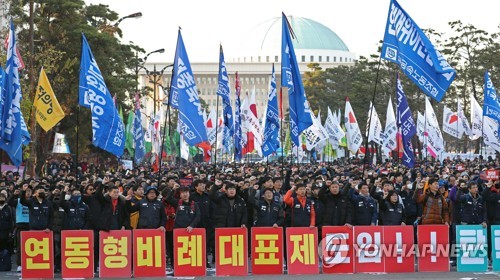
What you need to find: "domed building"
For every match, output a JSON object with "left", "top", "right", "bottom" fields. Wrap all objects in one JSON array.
[{"left": 140, "top": 16, "right": 356, "bottom": 129}]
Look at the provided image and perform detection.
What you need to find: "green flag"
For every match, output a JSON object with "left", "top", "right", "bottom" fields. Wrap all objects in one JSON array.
[
  {"left": 339, "top": 125, "right": 348, "bottom": 147},
  {"left": 172, "top": 130, "right": 181, "bottom": 156},
  {"left": 284, "top": 129, "right": 291, "bottom": 156},
  {"left": 125, "top": 111, "right": 135, "bottom": 156}
]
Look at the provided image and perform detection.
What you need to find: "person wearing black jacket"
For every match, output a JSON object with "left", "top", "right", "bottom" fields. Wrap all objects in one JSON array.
[
  {"left": 379, "top": 190, "right": 406, "bottom": 225},
  {"left": 248, "top": 185, "right": 284, "bottom": 227},
  {"left": 20, "top": 186, "right": 53, "bottom": 231},
  {"left": 95, "top": 178, "right": 130, "bottom": 231},
  {"left": 209, "top": 180, "right": 248, "bottom": 228},
  {"left": 459, "top": 182, "right": 487, "bottom": 227},
  {"left": 0, "top": 193, "right": 13, "bottom": 252},
  {"left": 60, "top": 187, "right": 91, "bottom": 230},
  {"left": 166, "top": 186, "right": 201, "bottom": 231},
  {"left": 126, "top": 186, "right": 166, "bottom": 230},
  {"left": 318, "top": 182, "right": 352, "bottom": 227},
  {"left": 190, "top": 180, "right": 213, "bottom": 267},
  {"left": 8, "top": 184, "right": 31, "bottom": 272},
  {"left": 483, "top": 181, "right": 500, "bottom": 225}
]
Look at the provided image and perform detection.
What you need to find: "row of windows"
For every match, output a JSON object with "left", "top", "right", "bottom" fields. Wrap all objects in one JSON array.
[
  {"left": 199, "top": 88, "right": 270, "bottom": 96},
  {"left": 301, "top": 55, "right": 352, "bottom": 63},
  {"left": 234, "top": 55, "right": 354, "bottom": 63}
]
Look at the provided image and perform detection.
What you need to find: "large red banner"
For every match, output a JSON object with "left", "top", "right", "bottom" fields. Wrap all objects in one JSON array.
[
  {"left": 61, "top": 230, "right": 94, "bottom": 278},
  {"left": 215, "top": 227, "right": 248, "bottom": 276},
  {"left": 133, "top": 229, "right": 166, "bottom": 277},
  {"left": 21, "top": 231, "right": 54, "bottom": 279},
  {"left": 251, "top": 227, "right": 284, "bottom": 275},
  {"left": 173, "top": 228, "right": 206, "bottom": 276},
  {"left": 354, "top": 226, "right": 384, "bottom": 273},
  {"left": 286, "top": 227, "right": 318, "bottom": 275},
  {"left": 418, "top": 225, "right": 449, "bottom": 272},
  {"left": 383, "top": 226, "right": 414, "bottom": 273},
  {"left": 321, "top": 226, "right": 354, "bottom": 274},
  {"left": 99, "top": 230, "right": 132, "bottom": 278}
]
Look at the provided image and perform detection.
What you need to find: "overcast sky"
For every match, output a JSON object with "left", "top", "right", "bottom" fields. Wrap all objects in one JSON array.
[{"left": 85, "top": 0, "right": 500, "bottom": 63}]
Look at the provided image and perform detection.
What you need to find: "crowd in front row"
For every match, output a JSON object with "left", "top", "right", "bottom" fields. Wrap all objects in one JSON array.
[{"left": 0, "top": 157, "right": 499, "bottom": 273}]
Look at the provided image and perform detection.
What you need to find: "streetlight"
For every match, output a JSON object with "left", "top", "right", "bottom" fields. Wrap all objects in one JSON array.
[
  {"left": 148, "top": 63, "right": 173, "bottom": 115},
  {"left": 114, "top": 12, "right": 142, "bottom": 27},
  {"left": 134, "top": 48, "right": 165, "bottom": 100}
]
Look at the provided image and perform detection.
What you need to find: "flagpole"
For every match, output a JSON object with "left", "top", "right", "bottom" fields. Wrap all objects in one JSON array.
[
  {"left": 279, "top": 87, "right": 284, "bottom": 183},
  {"left": 362, "top": 56, "right": 383, "bottom": 180},
  {"left": 159, "top": 66, "right": 174, "bottom": 181},
  {"left": 214, "top": 95, "right": 220, "bottom": 169}
]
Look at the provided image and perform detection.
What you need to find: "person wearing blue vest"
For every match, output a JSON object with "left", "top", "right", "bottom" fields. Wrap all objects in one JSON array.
[
  {"left": 284, "top": 183, "right": 315, "bottom": 228},
  {"left": 7, "top": 184, "right": 31, "bottom": 272}
]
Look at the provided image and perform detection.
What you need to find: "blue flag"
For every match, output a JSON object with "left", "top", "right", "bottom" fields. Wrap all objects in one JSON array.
[
  {"left": 0, "top": 21, "right": 31, "bottom": 167},
  {"left": 281, "top": 13, "right": 313, "bottom": 146},
  {"left": 216, "top": 46, "right": 234, "bottom": 153},
  {"left": 133, "top": 104, "right": 145, "bottom": 164},
  {"left": 170, "top": 30, "right": 207, "bottom": 146},
  {"left": 483, "top": 71, "right": 500, "bottom": 123},
  {"left": 78, "top": 33, "right": 125, "bottom": 157},
  {"left": 234, "top": 72, "right": 244, "bottom": 161},
  {"left": 262, "top": 64, "right": 280, "bottom": 157},
  {"left": 396, "top": 75, "right": 417, "bottom": 168},
  {"left": 381, "top": 0, "right": 456, "bottom": 102}
]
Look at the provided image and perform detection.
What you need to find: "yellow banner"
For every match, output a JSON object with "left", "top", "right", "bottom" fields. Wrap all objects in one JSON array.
[{"left": 33, "top": 68, "right": 65, "bottom": 131}]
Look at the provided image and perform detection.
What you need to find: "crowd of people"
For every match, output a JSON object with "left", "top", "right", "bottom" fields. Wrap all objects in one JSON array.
[{"left": 0, "top": 155, "right": 499, "bottom": 274}]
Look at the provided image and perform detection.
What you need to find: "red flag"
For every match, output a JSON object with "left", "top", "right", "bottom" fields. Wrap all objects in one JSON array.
[{"left": 196, "top": 141, "right": 212, "bottom": 162}]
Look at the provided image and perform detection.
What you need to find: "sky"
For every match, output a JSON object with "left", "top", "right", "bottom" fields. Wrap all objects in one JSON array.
[{"left": 85, "top": 0, "right": 500, "bottom": 63}]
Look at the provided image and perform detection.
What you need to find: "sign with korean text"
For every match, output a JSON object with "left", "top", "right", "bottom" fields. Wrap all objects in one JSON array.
[
  {"left": 215, "top": 227, "right": 248, "bottom": 276},
  {"left": 485, "top": 169, "right": 499, "bottom": 180},
  {"left": 174, "top": 228, "right": 206, "bottom": 276},
  {"left": 491, "top": 226, "right": 500, "bottom": 271},
  {"left": 133, "top": 229, "right": 166, "bottom": 277},
  {"left": 321, "top": 226, "right": 354, "bottom": 274},
  {"left": 21, "top": 231, "right": 54, "bottom": 279},
  {"left": 251, "top": 227, "right": 283, "bottom": 275},
  {"left": 417, "top": 225, "right": 449, "bottom": 272},
  {"left": 61, "top": 230, "right": 93, "bottom": 278},
  {"left": 383, "top": 226, "right": 414, "bottom": 272},
  {"left": 286, "top": 227, "right": 318, "bottom": 275},
  {"left": 456, "top": 225, "right": 488, "bottom": 272},
  {"left": 354, "top": 226, "right": 384, "bottom": 273},
  {"left": 99, "top": 230, "right": 132, "bottom": 278}
]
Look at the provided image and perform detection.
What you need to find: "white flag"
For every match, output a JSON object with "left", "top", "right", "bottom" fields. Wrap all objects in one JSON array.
[
  {"left": 416, "top": 111, "right": 425, "bottom": 143},
  {"left": 442, "top": 106, "right": 461, "bottom": 139},
  {"left": 470, "top": 94, "right": 483, "bottom": 141},
  {"left": 52, "top": 133, "right": 71, "bottom": 154},
  {"left": 344, "top": 98, "right": 363, "bottom": 153},
  {"left": 483, "top": 117, "right": 500, "bottom": 152},
  {"left": 180, "top": 135, "right": 189, "bottom": 160},
  {"left": 249, "top": 88, "right": 263, "bottom": 156},
  {"left": 324, "top": 107, "right": 344, "bottom": 148},
  {"left": 206, "top": 106, "right": 218, "bottom": 146},
  {"left": 457, "top": 99, "right": 472, "bottom": 138},
  {"left": 304, "top": 109, "right": 328, "bottom": 151},
  {"left": 382, "top": 98, "right": 397, "bottom": 156},
  {"left": 366, "top": 102, "right": 383, "bottom": 145},
  {"left": 424, "top": 97, "right": 445, "bottom": 158}
]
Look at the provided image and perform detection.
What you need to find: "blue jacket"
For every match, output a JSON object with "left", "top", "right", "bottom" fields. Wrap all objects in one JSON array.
[
  {"left": 459, "top": 193, "right": 487, "bottom": 225},
  {"left": 349, "top": 189, "right": 378, "bottom": 225}
]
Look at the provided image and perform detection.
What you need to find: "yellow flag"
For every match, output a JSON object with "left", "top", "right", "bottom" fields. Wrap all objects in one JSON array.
[{"left": 33, "top": 68, "right": 65, "bottom": 131}]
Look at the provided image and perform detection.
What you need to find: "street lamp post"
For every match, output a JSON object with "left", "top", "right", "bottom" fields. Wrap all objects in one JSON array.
[
  {"left": 135, "top": 48, "right": 164, "bottom": 109},
  {"left": 114, "top": 12, "right": 142, "bottom": 27}
]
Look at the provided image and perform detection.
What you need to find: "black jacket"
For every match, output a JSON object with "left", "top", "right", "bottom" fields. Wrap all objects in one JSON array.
[
  {"left": 127, "top": 198, "right": 167, "bottom": 229},
  {"left": 81, "top": 187, "right": 102, "bottom": 229},
  {"left": 0, "top": 205, "right": 13, "bottom": 239},
  {"left": 459, "top": 193, "right": 487, "bottom": 225},
  {"left": 166, "top": 189, "right": 201, "bottom": 229},
  {"left": 318, "top": 186, "right": 352, "bottom": 226},
  {"left": 190, "top": 191, "right": 211, "bottom": 228},
  {"left": 95, "top": 184, "right": 130, "bottom": 231},
  {"left": 60, "top": 193, "right": 91, "bottom": 230},
  {"left": 348, "top": 189, "right": 378, "bottom": 226},
  {"left": 482, "top": 187, "right": 500, "bottom": 224},
  {"left": 379, "top": 200, "right": 405, "bottom": 225},
  {"left": 20, "top": 192, "right": 53, "bottom": 230},
  {"left": 209, "top": 185, "right": 248, "bottom": 228},
  {"left": 248, "top": 188, "right": 284, "bottom": 227}
]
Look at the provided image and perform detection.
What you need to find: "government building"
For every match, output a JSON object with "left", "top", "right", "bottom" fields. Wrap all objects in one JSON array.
[{"left": 138, "top": 16, "right": 356, "bottom": 122}]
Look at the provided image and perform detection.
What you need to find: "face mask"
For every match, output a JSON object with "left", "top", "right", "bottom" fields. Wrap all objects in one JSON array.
[
  {"left": 65, "top": 194, "right": 71, "bottom": 201},
  {"left": 38, "top": 192, "right": 46, "bottom": 199},
  {"left": 71, "top": 196, "right": 81, "bottom": 204},
  {"left": 407, "top": 184, "right": 413, "bottom": 189}
]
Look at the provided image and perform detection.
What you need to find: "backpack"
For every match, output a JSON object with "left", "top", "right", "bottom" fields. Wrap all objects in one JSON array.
[{"left": 0, "top": 249, "right": 11, "bottom": 271}]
